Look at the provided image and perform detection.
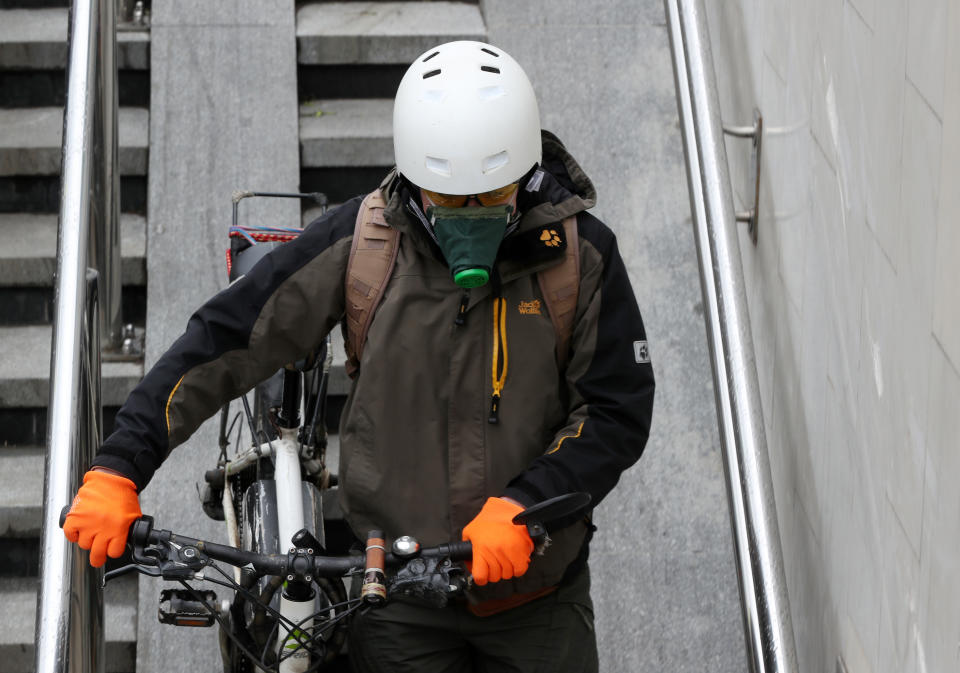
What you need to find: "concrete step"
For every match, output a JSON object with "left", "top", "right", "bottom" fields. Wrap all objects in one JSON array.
[
  {"left": 300, "top": 98, "right": 393, "bottom": 168},
  {"left": 0, "top": 65, "right": 150, "bottom": 108},
  {"left": 297, "top": 1, "right": 486, "bottom": 65},
  {"left": 300, "top": 165, "right": 392, "bottom": 205},
  {"left": 0, "top": 107, "right": 148, "bottom": 177},
  {"left": 0, "top": 284, "right": 146, "bottom": 327},
  {"left": 0, "top": 325, "right": 142, "bottom": 408},
  {"left": 0, "top": 213, "right": 146, "bottom": 286},
  {"left": 0, "top": 405, "right": 122, "bottom": 450},
  {"left": 0, "top": 574, "right": 137, "bottom": 673},
  {"left": 0, "top": 8, "right": 149, "bottom": 70},
  {"left": 0, "top": 0, "right": 69, "bottom": 7},
  {"left": 0, "top": 174, "right": 147, "bottom": 215},
  {"left": 0, "top": 446, "right": 43, "bottom": 537}
]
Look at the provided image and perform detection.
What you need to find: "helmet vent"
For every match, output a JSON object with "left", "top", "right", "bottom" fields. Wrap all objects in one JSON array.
[
  {"left": 423, "top": 69, "right": 442, "bottom": 79},
  {"left": 478, "top": 86, "right": 505, "bottom": 101},
  {"left": 425, "top": 156, "right": 452, "bottom": 177},
  {"left": 423, "top": 51, "right": 440, "bottom": 62},
  {"left": 481, "top": 151, "right": 509, "bottom": 174},
  {"left": 480, "top": 65, "right": 501, "bottom": 74},
  {"left": 481, "top": 48, "right": 500, "bottom": 57}
]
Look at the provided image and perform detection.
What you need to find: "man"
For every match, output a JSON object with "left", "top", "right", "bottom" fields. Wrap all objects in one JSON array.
[{"left": 64, "top": 41, "right": 654, "bottom": 671}]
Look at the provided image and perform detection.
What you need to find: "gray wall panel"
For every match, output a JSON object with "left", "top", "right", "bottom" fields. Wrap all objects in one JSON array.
[
  {"left": 140, "top": 4, "right": 299, "bottom": 671},
  {"left": 706, "top": 1, "right": 960, "bottom": 672}
]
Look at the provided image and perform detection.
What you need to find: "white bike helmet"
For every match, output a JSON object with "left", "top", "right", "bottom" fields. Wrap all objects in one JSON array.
[{"left": 393, "top": 41, "right": 542, "bottom": 195}]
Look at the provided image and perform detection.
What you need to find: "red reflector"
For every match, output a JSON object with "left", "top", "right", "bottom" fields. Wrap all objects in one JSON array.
[{"left": 176, "top": 618, "right": 211, "bottom": 627}]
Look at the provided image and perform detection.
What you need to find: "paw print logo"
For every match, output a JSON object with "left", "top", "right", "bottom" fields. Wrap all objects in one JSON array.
[{"left": 540, "top": 228, "right": 561, "bottom": 247}]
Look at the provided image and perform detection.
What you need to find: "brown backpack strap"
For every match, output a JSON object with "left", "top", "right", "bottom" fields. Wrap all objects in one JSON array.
[
  {"left": 344, "top": 190, "right": 400, "bottom": 378},
  {"left": 537, "top": 215, "right": 580, "bottom": 370}
]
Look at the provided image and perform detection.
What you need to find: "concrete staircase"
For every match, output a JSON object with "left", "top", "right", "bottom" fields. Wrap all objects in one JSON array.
[
  {"left": 0, "top": 1, "right": 745, "bottom": 671},
  {"left": 0, "top": 3, "right": 148, "bottom": 671}
]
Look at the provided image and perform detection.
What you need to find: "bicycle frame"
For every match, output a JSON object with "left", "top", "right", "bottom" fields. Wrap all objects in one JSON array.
[
  {"left": 217, "top": 193, "right": 350, "bottom": 670},
  {"left": 212, "top": 353, "right": 332, "bottom": 671}
]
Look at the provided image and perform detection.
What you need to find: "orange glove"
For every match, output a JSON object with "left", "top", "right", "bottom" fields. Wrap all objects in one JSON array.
[
  {"left": 462, "top": 497, "right": 534, "bottom": 586},
  {"left": 63, "top": 470, "right": 142, "bottom": 567}
]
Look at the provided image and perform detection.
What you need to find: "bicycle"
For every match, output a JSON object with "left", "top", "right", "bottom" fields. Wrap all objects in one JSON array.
[
  {"left": 60, "top": 489, "right": 588, "bottom": 672},
  {"left": 62, "top": 190, "right": 591, "bottom": 672}
]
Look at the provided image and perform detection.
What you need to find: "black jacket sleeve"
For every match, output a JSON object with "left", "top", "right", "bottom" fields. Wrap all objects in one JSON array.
[
  {"left": 503, "top": 213, "right": 655, "bottom": 508},
  {"left": 93, "top": 200, "right": 360, "bottom": 490}
]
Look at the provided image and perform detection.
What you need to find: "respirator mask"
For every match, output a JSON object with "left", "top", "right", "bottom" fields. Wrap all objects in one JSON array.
[
  {"left": 426, "top": 204, "right": 513, "bottom": 288},
  {"left": 422, "top": 182, "right": 519, "bottom": 288}
]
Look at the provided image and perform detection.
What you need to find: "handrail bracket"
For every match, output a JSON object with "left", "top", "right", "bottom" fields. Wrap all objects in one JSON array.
[{"left": 723, "top": 108, "right": 763, "bottom": 245}]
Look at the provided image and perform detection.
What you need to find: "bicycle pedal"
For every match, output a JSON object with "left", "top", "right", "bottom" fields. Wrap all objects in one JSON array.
[{"left": 158, "top": 589, "right": 218, "bottom": 627}]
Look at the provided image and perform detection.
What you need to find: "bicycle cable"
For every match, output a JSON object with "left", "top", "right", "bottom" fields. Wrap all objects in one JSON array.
[
  {"left": 204, "top": 559, "right": 362, "bottom": 665},
  {"left": 176, "top": 563, "right": 361, "bottom": 673}
]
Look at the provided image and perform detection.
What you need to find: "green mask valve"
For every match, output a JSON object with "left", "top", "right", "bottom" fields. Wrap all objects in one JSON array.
[{"left": 428, "top": 205, "right": 512, "bottom": 288}]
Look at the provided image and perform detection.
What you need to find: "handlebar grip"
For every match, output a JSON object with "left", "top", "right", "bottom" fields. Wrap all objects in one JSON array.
[
  {"left": 59, "top": 505, "right": 69, "bottom": 528},
  {"left": 446, "top": 540, "right": 473, "bottom": 561}
]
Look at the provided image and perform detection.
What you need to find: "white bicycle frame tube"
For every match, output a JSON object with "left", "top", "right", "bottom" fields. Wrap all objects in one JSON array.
[
  {"left": 222, "top": 475, "right": 242, "bottom": 584},
  {"left": 273, "top": 427, "right": 313, "bottom": 673},
  {"left": 223, "top": 424, "right": 318, "bottom": 669}
]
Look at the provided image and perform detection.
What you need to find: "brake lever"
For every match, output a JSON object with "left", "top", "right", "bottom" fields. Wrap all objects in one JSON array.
[
  {"left": 512, "top": 492, "right": 592, "bottom": 551},
  {"left": 103, "top": 563, "right": 161, "bottom": 586},
  {"left": 131, "top": 539, "right": 164, "bottom": 569}
]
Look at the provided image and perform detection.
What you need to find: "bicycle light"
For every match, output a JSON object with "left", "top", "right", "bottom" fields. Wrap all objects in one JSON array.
[{"left": 392, "top": 535, "right": 421, "bottom": 558}]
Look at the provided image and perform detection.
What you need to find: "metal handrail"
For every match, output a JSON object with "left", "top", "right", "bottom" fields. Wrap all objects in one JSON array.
[
  {"left": 35, "top": 0, "right": 120, "bottom": 671},
  {"left": 663, "top": 1, "right": 799, "bottom": 672}
]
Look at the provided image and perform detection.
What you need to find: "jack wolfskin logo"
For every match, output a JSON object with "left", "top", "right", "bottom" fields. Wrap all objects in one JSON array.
[
  {"left": 633, "top": 340, "right": 650, "bottom": 364},
  {"left": 540, "top": 228, "right": 562, "bottom": 247},
  {"left": 519, "top": 300, "right": 542, "bottom": 315}
]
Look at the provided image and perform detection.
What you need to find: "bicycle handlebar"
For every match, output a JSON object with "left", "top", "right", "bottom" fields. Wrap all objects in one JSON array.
[
  {"left": 59, "top": 490, "right": 591, "bottom": 579},
  {"left": 60, "top": 506, "right": 472, "bottom": 577},
  {"left": 140, "top": 522, "right": 472, "bottom": 576}
]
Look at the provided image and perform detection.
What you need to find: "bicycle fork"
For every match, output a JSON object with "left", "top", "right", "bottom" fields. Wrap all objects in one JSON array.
[{"left": 274, "top": 426, "right": 314, "bottom": 672}]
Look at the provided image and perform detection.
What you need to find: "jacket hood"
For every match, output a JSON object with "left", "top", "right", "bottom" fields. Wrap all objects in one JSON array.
[{"left": 516, "top": 129, "right": 596, "bottom": 227}]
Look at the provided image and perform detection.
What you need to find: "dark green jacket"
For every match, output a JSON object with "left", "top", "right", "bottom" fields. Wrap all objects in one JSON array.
[{"left": 94, "top": 132, "right": 655, "bottom": 599}]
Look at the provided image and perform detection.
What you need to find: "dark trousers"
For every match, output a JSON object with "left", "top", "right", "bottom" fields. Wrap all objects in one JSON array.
[{"left": 348, "top": 567, "right": 598, "bottom": 673}]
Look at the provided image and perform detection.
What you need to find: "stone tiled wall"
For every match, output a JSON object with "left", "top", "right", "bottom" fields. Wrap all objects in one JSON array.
[
  {"left": 139, "top": 3, "right": 300, "bottom": 671},
  {"left": 706, "top": 1, "right": 960, "bottom": 672}
]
